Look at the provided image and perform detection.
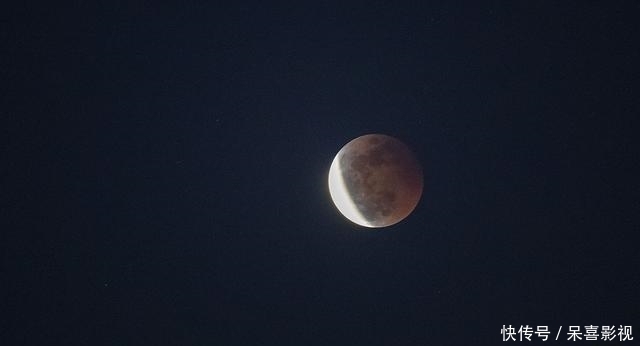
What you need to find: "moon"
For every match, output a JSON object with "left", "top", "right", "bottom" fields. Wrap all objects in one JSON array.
[{"left": 328, "top": 134, "right": 423, "bottom": 228}]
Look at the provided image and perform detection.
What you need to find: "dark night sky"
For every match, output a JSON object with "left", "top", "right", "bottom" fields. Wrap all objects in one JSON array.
[{"left": 2, "top": 2, "right": 639, "bottom": 345}]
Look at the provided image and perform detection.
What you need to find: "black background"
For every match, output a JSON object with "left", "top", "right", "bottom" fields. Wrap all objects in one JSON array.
[{"left": 2, "top": 2, "right": 639, "bottom": 345}]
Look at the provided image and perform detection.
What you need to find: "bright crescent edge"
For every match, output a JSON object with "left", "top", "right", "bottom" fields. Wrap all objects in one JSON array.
[{"left": 328, "top": 153, "right": 373, "bottom": 227}]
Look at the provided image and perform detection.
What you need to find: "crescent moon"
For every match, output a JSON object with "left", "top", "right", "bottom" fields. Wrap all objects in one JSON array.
[
  {"left": 328, "top": 153, "right": 373, "bottom": 227},
  {"left": 328, "top": 134, "right": 423, "bottom": 228}
]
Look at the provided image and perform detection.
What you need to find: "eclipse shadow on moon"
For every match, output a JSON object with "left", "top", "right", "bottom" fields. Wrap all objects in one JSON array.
[{"left": 328, "top": 134, "right": 423, "bottom": 228}]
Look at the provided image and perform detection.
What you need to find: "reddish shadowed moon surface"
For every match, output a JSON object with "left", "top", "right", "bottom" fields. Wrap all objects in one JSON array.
[{"left": 328, "top": 134, "right": 423, "bottom": 228}]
